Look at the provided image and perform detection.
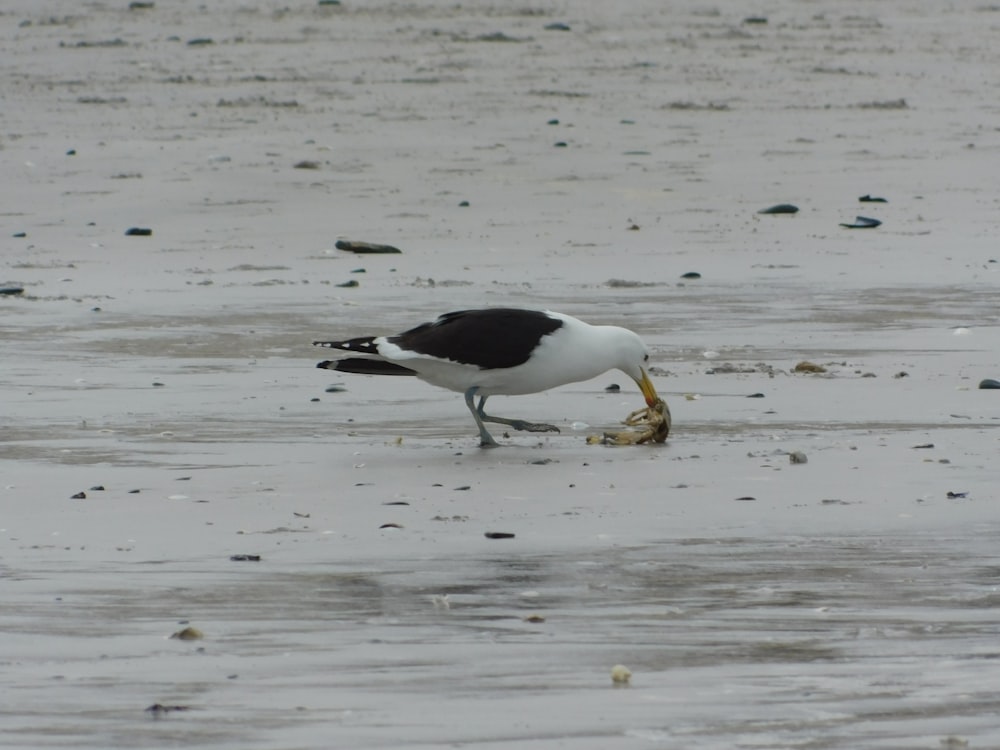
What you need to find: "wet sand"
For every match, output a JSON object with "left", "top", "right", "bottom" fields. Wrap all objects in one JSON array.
[{"left": 3, "top": 1, "right": 1000, "bottom": 748}]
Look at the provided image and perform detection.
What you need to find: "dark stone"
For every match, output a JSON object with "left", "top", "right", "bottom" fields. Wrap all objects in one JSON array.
[
  {"left": 839, "top": 216, "right": 881, "bottom": 229},
  {"left": 758, "top": 204, "right": 798, "bottom": 214},
  {"left": 979, "top": 378, "right": 1000, "bottom": 389},
  {"left": 125, "top": 227, "right": 152, "bottom": 236},
  {"left": 335, "top": 240, "right": 402, "bottom": 254}
]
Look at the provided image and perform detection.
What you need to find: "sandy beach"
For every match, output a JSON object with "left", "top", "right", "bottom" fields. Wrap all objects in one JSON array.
[{"left": 3, "top": 1, "right": 1000, "bottom": 748}]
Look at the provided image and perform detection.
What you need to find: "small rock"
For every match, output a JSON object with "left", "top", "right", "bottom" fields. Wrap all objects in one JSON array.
[
  {"left": 124, "top": 227, "right": 152, "bottom": 236},
  {"left": 335, "top": 240, "right": 402, "bottom": 254},
  {"left": 859, "top": 194, "right": 888, "bottom": 203},
  {"left": 734, "top": 496, "right": 756, "bottom": 502},
  {"left": 230, "top": 554, "right": 261, "bottom": 561},
  {"left": 0, "top": 287, "right": 25, "bottom": 296},
  {"left": 978, "top": 378, "right": 1000, "bottom": 389},
  {"left": 680, "top": 271, "right": 701, "bottom": 279},
  {"left": 145, "top": 703, "right": 190, "bottom": 714},
  {"left": 839, "top": 216, "right": 881, "bottom": 229},
  {"left": 169, "top": 626, "right": 203, "bottom": 640},
  {"left": 611, "top": 664, "right": 632, "bottom": 685},
  {"left": 485, "top": 532, "right": 516, "bottom": 539},
  {"left": 793, "top": 361, "right": 826, "bottom": 373},
  {"left": 758, "top": 203, "right": 798, "bottom": 214},
  {"left": 604, "top": 383, "right": 621, "bottom": 393},
  {"left": 544, "top": 22, "right": 571, "bottom": 31},
  {"left": 293, "top": 160, "right": 320, "bottom": 169},
  {"left": 946, "top": 491, "right": 969, "bottom": 499},
  {"left": 70, "top": 491, "right": 86, "bottom": 499}
]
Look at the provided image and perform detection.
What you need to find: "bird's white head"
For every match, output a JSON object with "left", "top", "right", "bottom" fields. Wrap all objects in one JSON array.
[{"left": 608, "top": 327, "right": 660, "bottom": 408}]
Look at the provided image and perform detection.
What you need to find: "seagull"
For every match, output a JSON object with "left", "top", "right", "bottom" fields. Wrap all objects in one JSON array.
[{"left": 313, "top": 308, "right": 661, "bottom": 447}]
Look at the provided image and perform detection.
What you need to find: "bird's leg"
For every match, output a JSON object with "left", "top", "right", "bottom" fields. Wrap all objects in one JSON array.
[
  {"left": 476, "top": 395, "right": 561, "bottom": 434},
  {"left": 464, "top": 387, "right": 499, "bottom": 448}
]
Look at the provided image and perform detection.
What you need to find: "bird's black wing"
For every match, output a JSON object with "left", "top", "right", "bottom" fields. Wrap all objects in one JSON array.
[{"left": 388, "top": 308, "right": 562, "bottom": 370}]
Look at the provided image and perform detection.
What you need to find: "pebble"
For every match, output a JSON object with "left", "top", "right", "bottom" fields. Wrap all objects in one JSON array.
[
  {"left": 839, "top": 216, "right": 881, "bottom": 229},
  {"left": 859, "top": 194, "right": 888, "bottom": 203},
  {"left": 230, "top": 554, "right": 262, "bottom": 561},
  {"left": 978, "top": 378, "right": 1000, "bottom": 389},
  {"left": 124, "top": 227, "right": 152, "bottom": 236},
  {"left": 0, "top": 287, "right": 25, "bottom": 296},
  {"left": 145, "top": 704, "right": 190, "bottom": 714},
  {"left": 793, "top": 361, "right": 826, "bottom": 373},
  {"left": 758, "top": 204, "right": 798, "bottom": 214},
  {"left": 335, "top": 240, "right": 402, "bottom": 254},
  {"left": 680, "top": 271, "right": 701, "bottom": 279},
  {"left": 544, "top": 22, "right": 571, "bottom": 31},
  {"left": 485, "top": 532, "right": 516, "bottom": 539},
  {"left": 336, "top": 279, "right": 359, "bottom": 288},
  {"left": 610, "top": 664, "right": 632, "bottom": 685},
  {"left": 604, "top": 383, "right": 621, "bottom": 393},
  {"left": 169, "top": 626, "right": 203, "bottom": 640},
  {"left": 71, "top": 491, "right": 86, "bottom": 499}
]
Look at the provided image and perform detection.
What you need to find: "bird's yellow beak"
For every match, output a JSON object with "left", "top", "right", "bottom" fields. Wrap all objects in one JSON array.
[{"left": 634, "top": 368, "right": 659, "bottom": 408}]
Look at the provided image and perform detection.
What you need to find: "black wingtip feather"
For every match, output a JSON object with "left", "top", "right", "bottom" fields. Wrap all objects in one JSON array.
[
  {"left": 317, "top": 357, "right": 417, "bottom": 376},
  {"left": 313, "top": 336, "right": 379, "bottom": 353}
]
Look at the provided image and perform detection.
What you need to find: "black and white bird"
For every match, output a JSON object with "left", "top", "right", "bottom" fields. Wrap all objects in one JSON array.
[{"left": 313, "top": 308, "right": 661, "bottom": 447}]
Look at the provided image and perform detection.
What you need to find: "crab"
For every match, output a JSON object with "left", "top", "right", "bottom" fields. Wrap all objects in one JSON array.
[{"left": 589, "top": 397, "right": 671, "bottom": 445}]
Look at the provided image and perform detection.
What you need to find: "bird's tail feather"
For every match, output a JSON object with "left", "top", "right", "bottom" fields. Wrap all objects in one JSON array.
[{"left": 317, "top": 357, "right": 417, "bottom": 376}]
